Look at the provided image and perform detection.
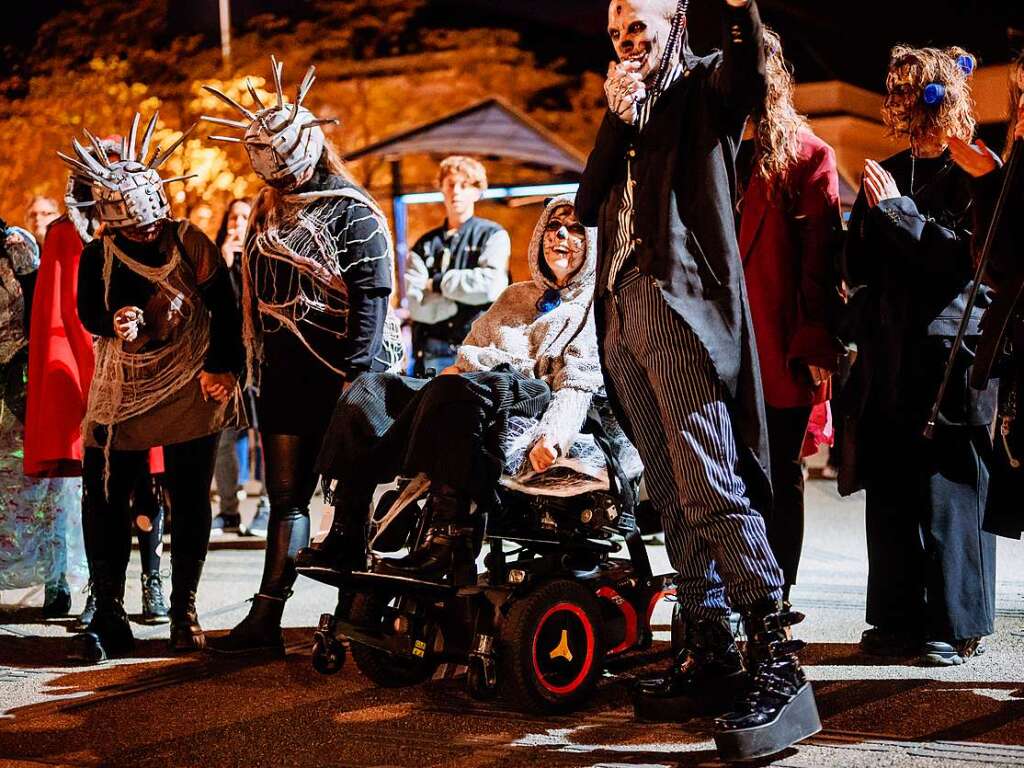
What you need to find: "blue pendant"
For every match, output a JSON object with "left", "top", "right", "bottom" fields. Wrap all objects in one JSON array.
[{"left": 536, "top": 288, "right": 562, "bottom": 314}]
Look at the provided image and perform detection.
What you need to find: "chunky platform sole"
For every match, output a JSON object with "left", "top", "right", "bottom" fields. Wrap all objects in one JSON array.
[
  {"left": 713, "top": 683, "right": 821, "bottom": 762},
  {"left": 71, "top": 632, "right": 134, "bottom": 664},
  {"left": 633, "top": 672, "right": 749, "bottom": 723}
]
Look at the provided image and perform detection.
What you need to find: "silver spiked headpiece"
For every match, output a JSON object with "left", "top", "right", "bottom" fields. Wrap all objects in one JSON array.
[
  {"left": 57, "top": 113, "right": 196, "bottom": 230},
  {"left": 201, "top": 56, "right": 338, "bottom": 188}
]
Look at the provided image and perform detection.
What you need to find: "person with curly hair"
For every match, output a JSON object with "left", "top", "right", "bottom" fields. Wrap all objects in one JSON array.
[
  {"left": 735, "top": 28, "right": 844, "bottom": 603},
  {"left": 840, "top": 45, "right": 998, "bottom": 666}
]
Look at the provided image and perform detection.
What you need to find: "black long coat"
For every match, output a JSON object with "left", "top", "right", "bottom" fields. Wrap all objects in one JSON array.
[{"left": 576, "top": 0, "right": 771, "bottom": 503}]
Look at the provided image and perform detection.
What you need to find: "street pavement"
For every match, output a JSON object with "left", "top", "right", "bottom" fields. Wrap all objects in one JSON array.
[{"left": 2, "top": 478, "right": 1024, "bottom": 767}]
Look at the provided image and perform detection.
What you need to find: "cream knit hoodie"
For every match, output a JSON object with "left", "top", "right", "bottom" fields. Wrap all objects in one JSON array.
[{"left": 454, "top": 195, "right": 602, "bottom": 455}]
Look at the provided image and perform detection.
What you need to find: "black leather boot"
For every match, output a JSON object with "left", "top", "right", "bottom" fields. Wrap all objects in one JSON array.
[
  {"left": 43, "top": 575, "right": 72, "bottom": 618},
  {"left": 208, "top": 510, "right": 306, "bottom": 655},
  {"left": 168, "top": 558, "right": 206, "bottom": 652},
  {"left": 295, "top": 493, "right": 369, "bottom": 572},
  {"left": 634, "top": 610, "right": 748, "bottom": 722},
  {"left": 77, "top": 581, "right": 97, "bottom": 628},
  {"left": 375, "top": 489, "right": 478, "bottom": 585},
  {"left": 714, "top": 599, "right": 821, "bottom": 762},
  {"left": 207, "top": 593, "right": 286, "bottom": 655},
  {"left": 71, "top": 564, "right": 134, "bottom": 663}
]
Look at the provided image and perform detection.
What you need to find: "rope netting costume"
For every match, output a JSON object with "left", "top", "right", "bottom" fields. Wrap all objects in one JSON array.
[{"left": 242, "top": 185, "right": 404, "bottom": 385}]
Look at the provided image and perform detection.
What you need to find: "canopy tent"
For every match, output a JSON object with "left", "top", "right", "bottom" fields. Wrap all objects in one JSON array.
[{"left": 345, "top": 97, "right": 587, "bottom": 295}]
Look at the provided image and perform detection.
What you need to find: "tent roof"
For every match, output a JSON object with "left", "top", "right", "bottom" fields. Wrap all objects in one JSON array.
[{"left": 346, "top": 97, "right": 586, "bottom": 174}]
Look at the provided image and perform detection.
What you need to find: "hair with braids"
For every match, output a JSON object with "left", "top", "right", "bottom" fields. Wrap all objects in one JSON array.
[
  {"left": 882, "top": 45, "right": 977, "bottom": 149},
  {"left": 1005, "top": 52, "right": 1024, "bottom": 161},
  {"left": 750, "top": 27, "right": 808, "bottom": 201}
]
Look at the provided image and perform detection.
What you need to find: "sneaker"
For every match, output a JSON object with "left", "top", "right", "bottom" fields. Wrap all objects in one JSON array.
[
  {"left": 240, "top": 498, "right": 270, "bottom": 538},
  {"left": 140, "top": 571, "right": 170, "bottom": 624},
  {"left": 211, "top": 514, "right": 241, "bottom": 536},
  {"left": 859, "top": 626, "right": 921, "bottom": 658},
  {"left": 920, "top": 638, "right": 986, "bottom": 667}
]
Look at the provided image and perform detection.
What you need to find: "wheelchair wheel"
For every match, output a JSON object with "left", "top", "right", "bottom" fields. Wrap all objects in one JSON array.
[
  {"left": 311, "top": 634, "right": 346, "bottom": 675},
  {"left": 349, "top": 592, "right": 438, "bottom": 688},
  {"left": 498, "top": 579, "right": 605, "bottom": 713}
]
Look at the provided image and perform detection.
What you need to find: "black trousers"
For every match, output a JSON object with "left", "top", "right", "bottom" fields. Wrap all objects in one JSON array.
[
  {"left": 864, "top": 426, "right": 996, "bottom": 642},
  {"left": 82, "top": 434, "right": 218, "bottom": 588},
  {"left": 764, "top": 405, "right": 812, "bottom": 594}
]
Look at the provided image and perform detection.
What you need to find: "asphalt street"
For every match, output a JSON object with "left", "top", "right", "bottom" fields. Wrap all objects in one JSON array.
[{"left": 2, "top": 478, "right": 1024, "bottom": 768}]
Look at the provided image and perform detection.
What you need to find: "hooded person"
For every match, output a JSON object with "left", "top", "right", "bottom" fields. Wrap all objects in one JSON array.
[
  {"left": 302, "top": 195, "right": 605, "bottom": 583},
  {"left": 62, "top": 113, "right": 246, "bottom": 662},
  {"left": 200, "top": 57, "right": 404, "bottom": 655}
]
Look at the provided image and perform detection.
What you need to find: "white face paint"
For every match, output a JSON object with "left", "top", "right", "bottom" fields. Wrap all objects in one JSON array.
[
  {"left": 542, "top": 205, "right": 587, "bottom": 286},
  {"left": 607, "top": 0, "right": 673, "bottom": 83}
]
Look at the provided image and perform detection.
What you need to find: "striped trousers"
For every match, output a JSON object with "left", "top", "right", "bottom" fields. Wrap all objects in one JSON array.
[{"left": 600, "top": 275, "right": 783, "bottom": 618}]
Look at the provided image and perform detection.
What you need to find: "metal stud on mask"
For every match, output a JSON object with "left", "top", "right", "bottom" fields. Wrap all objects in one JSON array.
[
  {"left": 201, "top": 56, "right": 339, "bottom": 189},
  {"left": 57, "top": 113, "right": 196, "bottom": 230}
]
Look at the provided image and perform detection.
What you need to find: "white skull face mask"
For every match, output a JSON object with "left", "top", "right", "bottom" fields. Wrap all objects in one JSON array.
[
  {"left": 202, "top": 56, "right": 337, "bottom": 190},
  {"left": 57, "top": 113, "right": 195, "bottom": 230}
]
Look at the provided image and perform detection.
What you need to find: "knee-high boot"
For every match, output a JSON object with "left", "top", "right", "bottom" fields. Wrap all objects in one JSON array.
[{"left": 207, "top": 510, "right": 309, "bottom": 655}]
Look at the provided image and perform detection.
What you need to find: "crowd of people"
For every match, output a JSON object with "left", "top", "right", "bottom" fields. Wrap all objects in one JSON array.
[{"left": 1, "top": 0, "right": 1023, "bottom": 761}]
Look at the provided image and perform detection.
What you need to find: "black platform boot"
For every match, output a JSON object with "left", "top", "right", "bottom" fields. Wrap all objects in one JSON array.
[
  {"left": 714, "top": 599, "right": 821, "bottom": 762},
  {"left": 207, "top": 593, "right": 287, "bottom": 655},
  {"left": 294, "top": 494, "right": 369, "bottom": 573},
  {"left": 71, "top": 564, "right": 134, "bottom": 663},
  {"left": 168, "top": 558, "right": 206, "bottom": 652},
  {"left": 633, "top": 610, "right": 748, "bottom": 722},
  {"left": 375, "top": 488, "right": 477, "bottom": 585}
]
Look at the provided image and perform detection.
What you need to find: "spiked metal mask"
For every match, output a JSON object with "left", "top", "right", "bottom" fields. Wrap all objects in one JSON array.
[
  {"left": 57, "top": 113, "right": 196, "bottom": 230},
  {"left": 201, "top": 56, "right": 338, "bottom": 188}
]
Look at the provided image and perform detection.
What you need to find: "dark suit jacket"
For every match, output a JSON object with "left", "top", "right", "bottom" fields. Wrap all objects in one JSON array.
[
  {"left": 577, "top": 0, "right": 771, "bottom": 503},
  {"left": 739, "top": 130, "right": 844, "bottom": 409}
]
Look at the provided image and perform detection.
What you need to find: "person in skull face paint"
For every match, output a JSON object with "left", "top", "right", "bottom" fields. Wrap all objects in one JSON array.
[
  {"left": 200, "top": 57, "right": 402, "bottom": 655},
  {"left": 839, "top": 45, "right": 998, "bottom": 667},
  {"left": 577, "top": 0, "right": 821, "bottom": 759}
]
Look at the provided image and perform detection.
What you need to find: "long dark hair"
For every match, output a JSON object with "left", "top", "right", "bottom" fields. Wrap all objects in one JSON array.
[{"left": 215, "top": 197, "right": 252, "bottom": 250}]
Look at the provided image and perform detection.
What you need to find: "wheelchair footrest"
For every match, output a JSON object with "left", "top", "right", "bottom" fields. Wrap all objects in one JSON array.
[
  {"left": 345, "top": 570, "right": 459, "bottom": 597},
  {"left": 295, "top": 564, "right": 356, "bottom": 588}
]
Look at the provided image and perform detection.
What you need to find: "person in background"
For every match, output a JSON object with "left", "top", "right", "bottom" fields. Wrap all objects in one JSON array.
[
  {"left": 840, "top": 45, "right": 997, "bottom": 667},
  {"left": 948, "top": 52, "right": 1024, "bottom": 542},
  {"left": 737, "top": 27, "right": 844, "bottom": 603},
  {"left": 405, "top": 156, "right": 510, "bottom": 376},
  {"left": 25, "top": 196, "right": 60, "bottom": 246},
  {"left": 209, "top": 198, "right": 270, "bottom": 536}
]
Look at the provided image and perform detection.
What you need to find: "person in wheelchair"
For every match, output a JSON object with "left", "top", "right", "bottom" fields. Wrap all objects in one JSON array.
[{"left": 298, "top": 194, "right": 605, "bottom": 583}]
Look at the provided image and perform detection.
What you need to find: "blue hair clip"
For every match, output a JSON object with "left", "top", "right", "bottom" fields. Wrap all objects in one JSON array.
[
  {"left": 923, "top": 82, "right": 946, "bottom": 105},
  {"left": 536, "top": 287, "right": 562, "bottom": 314},
  {"left": 957, "top": 55, "right": 974, "bottom": 76}
]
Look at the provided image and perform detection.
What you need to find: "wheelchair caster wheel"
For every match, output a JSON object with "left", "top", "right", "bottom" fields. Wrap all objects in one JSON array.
[
  {"left": 466, "top": 657, "right": 498, "bottom": 701},
  {"left": 312, "top": 634, "right": 346, "bottom": 675},
  {"left": 498, "top": 579, "right": 605, "bottom": 713}
]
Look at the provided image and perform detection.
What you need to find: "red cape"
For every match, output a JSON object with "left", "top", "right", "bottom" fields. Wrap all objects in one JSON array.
[{"left": 23, "top": 217, "right": 95, "bottom": 478}]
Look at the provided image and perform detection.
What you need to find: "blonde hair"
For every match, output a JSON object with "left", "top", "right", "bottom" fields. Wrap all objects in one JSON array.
[
  {"left": 436, "top": 155, "right": 488, "bottom": 192},
  {"left": 1005, "top": 53, "right": 1024, "bottom": 161},
  {"left": 751, "top": 28, "right": 809, "bottom": 201},
  {"left": 882, "top": 45, "right": 977, "bottom": 147}
]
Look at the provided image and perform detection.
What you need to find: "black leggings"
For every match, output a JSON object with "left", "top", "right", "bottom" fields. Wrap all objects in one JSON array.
[
  {"left": 255, "top": 433, "right": 321, "bottom": 598},
  {"left": 83, "top": 434, "right": 219, "bottom": 584}
]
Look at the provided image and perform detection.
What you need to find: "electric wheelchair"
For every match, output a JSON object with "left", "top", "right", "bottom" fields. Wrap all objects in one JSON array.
[{"left": 296, "top": 400, "right": 674, "bottom": 714}]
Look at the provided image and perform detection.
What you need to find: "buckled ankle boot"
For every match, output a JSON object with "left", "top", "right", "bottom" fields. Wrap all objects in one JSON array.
[
  {"left": 295, "top": 494, "right": 369, "bottom": 572},
  {"left": 634, "top": 609, "right": 749, "bottom": 722},
  {"left": 714, "top": 599, "right": 821, "bottom": 762},
  {"left": 377, "top": 489, "right": 478, "bottom": 586},
  {"left": 169, "top": 558, "right": 206, "bottom": 651},
  {"left": 72, "top": 564, "right": 134, "bottom": 663},
  {"left": 207, "top": 593, "right": 287, "bottom": 655}
]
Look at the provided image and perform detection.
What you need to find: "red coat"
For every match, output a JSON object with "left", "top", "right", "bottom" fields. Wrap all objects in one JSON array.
[
  {"left": 23, "top": 217, "right": 95, "bottom": 478},
  {"left": 739, "top": 131, "right": 843, "bottom": 409}
]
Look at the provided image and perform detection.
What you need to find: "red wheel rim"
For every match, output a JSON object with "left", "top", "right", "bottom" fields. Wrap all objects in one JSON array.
[{"left": 531, "top": 601, "right": 596, "bottom": 695}]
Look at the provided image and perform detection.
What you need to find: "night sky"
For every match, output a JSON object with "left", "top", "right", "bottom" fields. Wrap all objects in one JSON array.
[{"left": 3, "top": 0, "right": 1023, "bottom": 92}]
